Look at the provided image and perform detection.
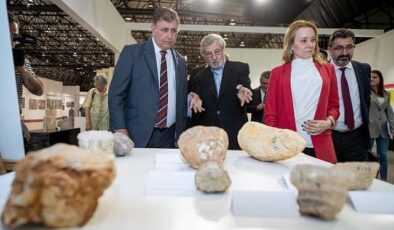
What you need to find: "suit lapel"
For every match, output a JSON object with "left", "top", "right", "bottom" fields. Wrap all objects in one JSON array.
[
  {"left": 143, "top": 38, "right": 159, "bottom": 86},
  {"left": 171, "top": 49, "right": 180, "bottom": 90},
  {"left": 352, "top": 61, "right": 366, "bottom": 103},
  {"left": 282, "top": 63, "right": 296, "bottom": 130}
]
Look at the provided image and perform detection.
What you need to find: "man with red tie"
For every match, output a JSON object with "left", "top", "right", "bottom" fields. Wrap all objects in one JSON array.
[
  {"left": 109, "top": 7, "right": 202, "bottom": 148},
  {"left": 328, "top": 29, "right": 371, "bottom": 162}
]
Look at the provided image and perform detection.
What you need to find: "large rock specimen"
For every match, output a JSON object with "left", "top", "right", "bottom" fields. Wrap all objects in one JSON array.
[
  {"left": 178, "top": 126, "right": 228, "bottom": 169},
  {"left": 195, "top": 161, "right": 231, "bottom": 193},
  {"left": 331, "top": 162, "right": 379, "bottom": 190},
  {"left": 290, "top": 164, "right": 348, "bottom": 220},
  {"left": 1, "top": 143, "right": 115, "bottom": 228},
  {"left": 237, "top": 122, "right": 306, "bottom": 161}
]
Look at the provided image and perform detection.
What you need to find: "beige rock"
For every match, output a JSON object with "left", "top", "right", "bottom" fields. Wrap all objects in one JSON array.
[
  {"left": 290, "top": 164, "right": 348, "bottom": 220},
  {"left": 195, "top": 161, "right": 231, "bottom": 193},
  {"left": 237, "top": 122, "right": 306, "bottom": 161},
  {"left": 178, "top": 126, "right": 228, "bottom": 169},
  {"left": 331, "top": 162, "right": 379, "bottom": 190},
  {"left": 1, "top": 144, "right": 115, "bottom": 228}
]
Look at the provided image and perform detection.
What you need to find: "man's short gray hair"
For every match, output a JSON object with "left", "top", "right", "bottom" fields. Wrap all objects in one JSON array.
[
  {"left": 200, "top": 34, "right": 226, "bottom": 54},
  {"left": 94, "top": 74, "right": 108, "bottom": 86}
]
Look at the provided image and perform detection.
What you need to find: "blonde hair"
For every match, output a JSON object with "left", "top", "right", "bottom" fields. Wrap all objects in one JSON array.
[{"left": 282, "top": 20, "right": 323, "bottom": 64}]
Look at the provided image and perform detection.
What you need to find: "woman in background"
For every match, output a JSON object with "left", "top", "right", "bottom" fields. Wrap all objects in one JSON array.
[
  {"left": 369, "top": 70, "right": 394, "bottom": 181},
  {"left": 263, "top": 20, "right": 339, "bottom": 163}
]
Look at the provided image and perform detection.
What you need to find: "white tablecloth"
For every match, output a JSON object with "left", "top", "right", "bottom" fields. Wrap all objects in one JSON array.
[{"left": 1, "top": 148, "right": 393, "bottom": 230}]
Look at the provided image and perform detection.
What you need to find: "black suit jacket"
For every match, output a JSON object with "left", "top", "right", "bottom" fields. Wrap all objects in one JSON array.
[
  {"left": 246, "top": 87, "right": 264, "bottom": 122},
  {"left": 351, "top": 60, "right": 371, "bottom": 143},
  {"left": 190, "top": 61, "right": 251, "bottom": 149}
]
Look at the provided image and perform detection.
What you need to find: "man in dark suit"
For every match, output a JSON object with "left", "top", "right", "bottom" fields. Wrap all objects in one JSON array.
[
  {"left": 328, "top": 28, "right": 371, "bottom": 161},
  {"left": 190, "top": 34, "right": 253, "bottom": 150},
  {"left": 247, "top": 70, "right": 270, "bottom": 122},
  {"left": 109, "top": 7, "right": 201, "bottom": 148}
]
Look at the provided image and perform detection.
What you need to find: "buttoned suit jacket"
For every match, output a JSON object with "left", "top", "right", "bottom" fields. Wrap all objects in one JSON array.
[
  {"left": 264, "top": 61, "right": 339, "bottom": 163},
  {"left": 109, "top": 38, "right": 188, "bottom": 147},
  {"left": 349, "top": 60, "right": 371, "bottom": 143},
  {"left": 190, "top": 61, "right": 251, "bottom": 150}
]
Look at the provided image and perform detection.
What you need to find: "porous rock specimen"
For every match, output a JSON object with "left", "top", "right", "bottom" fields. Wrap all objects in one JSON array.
[
  {"left": 238, "top": 122, "right": 306, "bottom": 161},
  {"left": 195, "top": 161, "right": 231, "bottom": 193},
  {"left": 113, "top": 132, "right": 134, "bottom": 156},
  {"left": 1, "top": 143, "right": 115, "bottom": 228},
  {"left": 290, "top": 164, "right": 348, "bottom": 220},
  {"left": 178, "top": 126, "right": 228, "bottom": 169}
]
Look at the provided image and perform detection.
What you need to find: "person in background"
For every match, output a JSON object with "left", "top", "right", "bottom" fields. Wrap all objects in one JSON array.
[
  {"left": 264, "top": 20, "right": 339, "bottom": 163},
  {"left": 109, "top": 7, "right": 202, "bottom": 148},
  {"left": 368, "top": 70, "right": 394, "bottom": 181},
  {"left": 328, "top": 28, "right": 371, "bottom": 162},
  {"left": 83, "top": 74, "right": 109, "bottom": 131},
  {"left": 189, "top": 33, "right": 253, "bottom": 150},
  {"left": 9, "top": 12, "right": 43, "bottom": 152},
  {"left": 247, "top": 70, "right": 271, "bottom": 122}
]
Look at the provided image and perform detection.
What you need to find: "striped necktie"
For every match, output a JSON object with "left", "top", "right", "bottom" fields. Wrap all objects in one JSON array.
[{"left": 155, "top": 50, "right": 168, "bottom": 128}]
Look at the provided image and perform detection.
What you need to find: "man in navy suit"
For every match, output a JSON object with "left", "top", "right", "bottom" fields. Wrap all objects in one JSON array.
[
  {"left": 328, "top": 28, "right": 371, "bottom": 161},
  {"left": 190, "top": 34, "right": 253, "bottom": 150},
  {"left": 109, "top": 7, "right": 201, "bottom": 148}
]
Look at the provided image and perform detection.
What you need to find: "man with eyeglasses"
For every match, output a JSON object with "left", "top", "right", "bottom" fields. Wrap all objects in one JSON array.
[
  {"left": 189, "top": 34, "right": 253, "bottom": 150},
  {"left": 109, "top": 7, "right": 202, "bottom": 148},
  {"left": 328, "top": 28, "right": 371, "bottom": 162}
]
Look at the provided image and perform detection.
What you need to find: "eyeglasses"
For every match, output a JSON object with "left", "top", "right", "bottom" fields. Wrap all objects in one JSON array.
[
  {"left": 332, "top": 45, "right": 355, "bottom": 52},
  {"left": 203, "top": 49, "right": 223, "bottom": 59}
]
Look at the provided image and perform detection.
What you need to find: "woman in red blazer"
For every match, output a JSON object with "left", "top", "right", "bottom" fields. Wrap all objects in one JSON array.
[{"left": 263, "top": 20, "right": 339, "bottom": 163}]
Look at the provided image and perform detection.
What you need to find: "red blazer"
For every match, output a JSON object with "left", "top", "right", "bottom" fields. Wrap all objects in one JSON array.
[{"left": 263, "top": 61, "right": 339, "bottom": 163}]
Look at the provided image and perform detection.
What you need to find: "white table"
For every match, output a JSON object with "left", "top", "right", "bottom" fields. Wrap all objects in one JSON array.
[{"left": 1, "top": 148, "right": 394, "bottom": 230}]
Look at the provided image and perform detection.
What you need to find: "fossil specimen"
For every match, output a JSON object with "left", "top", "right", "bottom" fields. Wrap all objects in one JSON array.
[{"left": 238, "top": 122, "right": 306, "bottom": 161}]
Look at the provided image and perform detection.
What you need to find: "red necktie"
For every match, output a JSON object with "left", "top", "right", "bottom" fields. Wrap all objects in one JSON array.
[
  {"left": 155, "top": 50, "right": 168, "bottom": 128},
  {"left": 340, "top": 67, "right": 354, "bottom": 130}
]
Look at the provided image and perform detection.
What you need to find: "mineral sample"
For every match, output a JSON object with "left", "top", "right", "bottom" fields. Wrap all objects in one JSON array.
[
  {"left": 113, "top": 132, "right": 134, "bottom": 156},
  {"left": 1, "top": 143, "right": 115, "bottom": 228},
  {"left": 331, "top": 162, "right": 379, "bottom": 190},
  {"left": 77, "top": 130, "right": 114, "bottom": 153},
  {"left": 290, "top": 164, "right": 348, "bottom": 220},
  {"left": 238, "top": 122, "right": 306, "bottom": 161},
  {"left": 178, "top": 126, "right": 228, "bottom": 169},
  {"left": 195, "top": 161, "right": 231, "bottom": 193}
]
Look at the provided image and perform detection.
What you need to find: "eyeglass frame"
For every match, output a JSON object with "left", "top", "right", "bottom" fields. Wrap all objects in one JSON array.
[
  {"left": 202, "top": 49, "right": 224, "bottom": 59},
  {"left": 331, "top": 44, "right": 355, "bottom": 52}
]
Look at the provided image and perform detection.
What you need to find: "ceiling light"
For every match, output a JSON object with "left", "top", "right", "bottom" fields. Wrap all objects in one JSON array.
[
  {"left": 148, "top": 2, "right": 154, "bottom": 8},
  {"left": 240, "top": 41, "right": 245, "bottom": 47},
  {"left": 229, "top": 19, "right": 236, "bottom": 26},
  {"left": 125, "top": 17, "right": 132, "bottom": 21}
]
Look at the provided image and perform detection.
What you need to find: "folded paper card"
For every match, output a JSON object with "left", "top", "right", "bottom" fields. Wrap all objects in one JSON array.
[
  {"left": 231, "top": 190, "right": 299, "bottom": 217},
  {"left": 147, "top": 170, "right": 196, "bottom": 192},
  {"left": 349, "top": 191, "right": 394, "bottom": 214}
]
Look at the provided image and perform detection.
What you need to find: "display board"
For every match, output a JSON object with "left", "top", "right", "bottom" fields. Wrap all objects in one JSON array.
[{"left": 0, "top": 0, "right": 25, "bottom": 161}]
